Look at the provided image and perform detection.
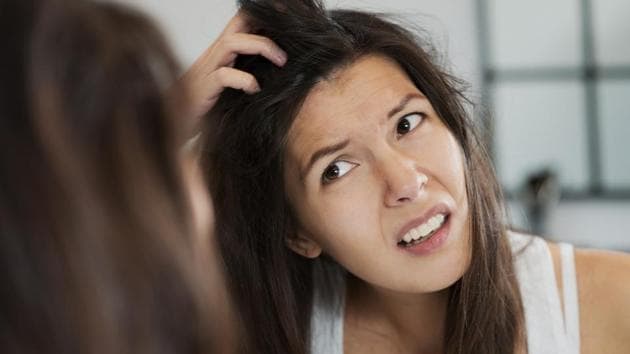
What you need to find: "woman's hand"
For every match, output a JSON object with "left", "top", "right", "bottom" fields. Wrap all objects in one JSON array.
[{"left": 181, "top": 11, "right": 287, "bottom": 121}]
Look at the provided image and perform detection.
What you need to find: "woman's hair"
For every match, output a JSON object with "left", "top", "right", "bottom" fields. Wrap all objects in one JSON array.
[
  {"left": 202, "top": 0, "right": 524, "bottom": 353},
  {"left": 0, "top": 0, "right": 217, "bottom": 353}
]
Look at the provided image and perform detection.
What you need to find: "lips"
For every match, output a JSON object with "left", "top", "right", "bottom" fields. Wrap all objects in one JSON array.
[
  {"left": 399, "top": 214, "right": 447, "bottom": 247},
  {"left": 394, "top": 203, "right": 452, "bottom": 246}
]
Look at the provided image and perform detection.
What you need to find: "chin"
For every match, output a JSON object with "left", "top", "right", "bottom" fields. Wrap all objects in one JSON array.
[{"left": 417, "top": 245, "right": 471, "bottom": 293}]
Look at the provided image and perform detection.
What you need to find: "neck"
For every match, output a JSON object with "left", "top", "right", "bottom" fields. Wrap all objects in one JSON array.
[{"left": 345, "top": 275, "right": 450, "bottom": 354}]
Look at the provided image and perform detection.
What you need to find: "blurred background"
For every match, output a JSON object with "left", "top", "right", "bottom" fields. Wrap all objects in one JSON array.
[{"left": 119, "top": 0, "right": 630, "bottom": 251}]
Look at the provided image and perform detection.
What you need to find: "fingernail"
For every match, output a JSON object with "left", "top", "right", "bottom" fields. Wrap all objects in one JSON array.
[{"left": 276, "top": 52, "right": 287, "bottom": 66}]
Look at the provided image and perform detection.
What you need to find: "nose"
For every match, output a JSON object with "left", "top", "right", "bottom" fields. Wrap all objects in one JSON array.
[{"left": 380, "top": 151, "right": 428, "bottom": 207}]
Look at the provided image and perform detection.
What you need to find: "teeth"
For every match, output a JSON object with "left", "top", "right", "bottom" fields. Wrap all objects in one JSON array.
[
  {"left": 412, "top": 228, "right": 421, "bottom": 240},
  {"left": 400, "top": 213, "right": 446, "bottom": 244},
  {"left": 419, "top": 224, "right": 431, "bottom": 237}
]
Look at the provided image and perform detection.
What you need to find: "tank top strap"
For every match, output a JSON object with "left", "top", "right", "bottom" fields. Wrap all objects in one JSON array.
[
  {"left": 509, "top": 232, "right": 567, "bottom": 353},
  {"left": 559, "top": 242, "right": 580, "bottom": 353}
]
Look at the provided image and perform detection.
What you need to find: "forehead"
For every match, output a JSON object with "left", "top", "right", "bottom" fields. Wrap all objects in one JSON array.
[{"left": 288, "top": 54, "right": 422, "bottom": 147}]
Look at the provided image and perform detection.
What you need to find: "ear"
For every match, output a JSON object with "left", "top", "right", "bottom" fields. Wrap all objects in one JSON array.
[{"left": 286, "top": 231, "right": 322, "bottom": 259}]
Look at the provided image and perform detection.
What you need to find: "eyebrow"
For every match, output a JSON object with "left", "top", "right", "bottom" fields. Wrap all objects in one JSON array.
[
  {"left": 387, "top": 93, "right": 426, "bottom": 119},
  {"left": 300, "top": 93, "right": 425, "bottom": 180},
  {"left": 302, "top": 139, "right": 350, "bottom": 180}
]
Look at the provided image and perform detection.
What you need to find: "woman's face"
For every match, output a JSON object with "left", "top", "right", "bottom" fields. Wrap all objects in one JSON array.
[{"left": 284, "top": 55, "right": 471, "bottom": 294}]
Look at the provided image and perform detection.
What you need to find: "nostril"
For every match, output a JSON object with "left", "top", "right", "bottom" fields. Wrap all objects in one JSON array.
[
  {"left": 386, "top": 173, "right": 428, "bottom": 206},
  {"left": 397, "top": 196, "right": 412, "bottom": 203}
]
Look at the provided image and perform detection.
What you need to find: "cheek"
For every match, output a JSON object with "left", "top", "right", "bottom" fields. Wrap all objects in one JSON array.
[
  {"left": 432, "top": 132, "right": 468, "bottom": 203},
  {"left": 299, "top": 179, "right": 382, "bottom": 254}
]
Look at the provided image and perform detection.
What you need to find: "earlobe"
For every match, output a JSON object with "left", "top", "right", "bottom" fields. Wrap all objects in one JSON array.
[{"left": 286, "top": 232, "right": 322, "bottom": 259}]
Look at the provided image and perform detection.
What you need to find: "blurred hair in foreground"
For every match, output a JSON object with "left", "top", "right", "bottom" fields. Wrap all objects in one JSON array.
[{"left": 0, "top": 0, "right": 230, "bottom": 353}]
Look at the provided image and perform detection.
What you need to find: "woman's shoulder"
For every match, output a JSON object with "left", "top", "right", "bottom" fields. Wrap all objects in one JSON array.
[
  {"left": 572, "top": 245, "right": 630, "bottom": 353},
  {"left": 546, "top": 239, "right": 630, "bottom": 353},
  {"left": 507, "top": 230, "right": 630, "bottom": 352}
]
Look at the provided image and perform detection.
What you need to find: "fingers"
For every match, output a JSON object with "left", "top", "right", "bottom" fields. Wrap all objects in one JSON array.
[
  {"left": 184, "top": 67, "right": 260, "bottom": 122},
  {"left": 181, "top": 11, "right": 286, "bottom": 120},
  {"left": 211, "top": 67, "right": 261, "bottom": 94},
  {"left": 221, "top": 11, "right": 250, "bottom": 36},
  {"left": 215, "top": 11, "right": 286, "bottom": 67},
  {"left": 216, "top": 33, "right": 287, "bottom": 67}
]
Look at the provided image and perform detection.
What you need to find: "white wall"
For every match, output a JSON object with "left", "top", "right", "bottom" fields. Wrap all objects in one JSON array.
[
  {"left": 120, "top": 0, "right": 630, "bottom": 252},
  {"left": 508, "top": 200, "right": 630, "bottom": 251},
  {"left": 119, "top": 0, "right": 237, "bottom": 68}
]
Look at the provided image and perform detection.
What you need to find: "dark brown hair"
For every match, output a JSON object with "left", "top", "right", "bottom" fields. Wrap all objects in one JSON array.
[
  {"left": 0, "top": 1, "right": 217, "bottom": 353},
  {"left": 202, "top": 0, "right": 524, "bottom": 353}
]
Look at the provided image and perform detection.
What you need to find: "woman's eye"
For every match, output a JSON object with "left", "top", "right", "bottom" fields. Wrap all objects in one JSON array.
[
  {"left": 322, "top": 160, "right": 356, "bottom": 184},
  {"left": 396, "top": 113, "right": 424, "bottom": 136}
]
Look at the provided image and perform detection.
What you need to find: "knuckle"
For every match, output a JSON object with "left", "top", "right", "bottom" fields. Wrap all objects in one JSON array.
[
  {"left": 216, "top": 36, "right": 235, "bottom": 52},
  {"left": 259, "top": 36, "right": 274, "bottom": 47},
  {"left": 215, "top": 67, "right": 231, "bottom": 82},
  {"left": 261, "top": 38, "right": 277, "bottom": 53},
  {"left": 242, "top": 75, "right": 256, "bottom": 88}
]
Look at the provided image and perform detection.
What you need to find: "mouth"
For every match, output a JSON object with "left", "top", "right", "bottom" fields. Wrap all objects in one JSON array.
[{"left": 396, "top": 206, "right": 451, "bottom": 249}]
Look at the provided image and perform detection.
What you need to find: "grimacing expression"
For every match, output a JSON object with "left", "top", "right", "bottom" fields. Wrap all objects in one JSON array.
[{"left": 284, "top": 55, "right": 471, "bottom": 293}]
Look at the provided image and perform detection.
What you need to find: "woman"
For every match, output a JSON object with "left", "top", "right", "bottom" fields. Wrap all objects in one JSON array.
[
  {"left": 201, "top": 0, "right": 630, "bottom": 353},
  {"left": 0, "top": 0, "right": 284, "bottom": 352}
]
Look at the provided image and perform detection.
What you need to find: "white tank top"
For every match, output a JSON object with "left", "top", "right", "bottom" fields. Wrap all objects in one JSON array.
[{"left": 310, "top": 232, "right": 580, "bottom": 354}]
